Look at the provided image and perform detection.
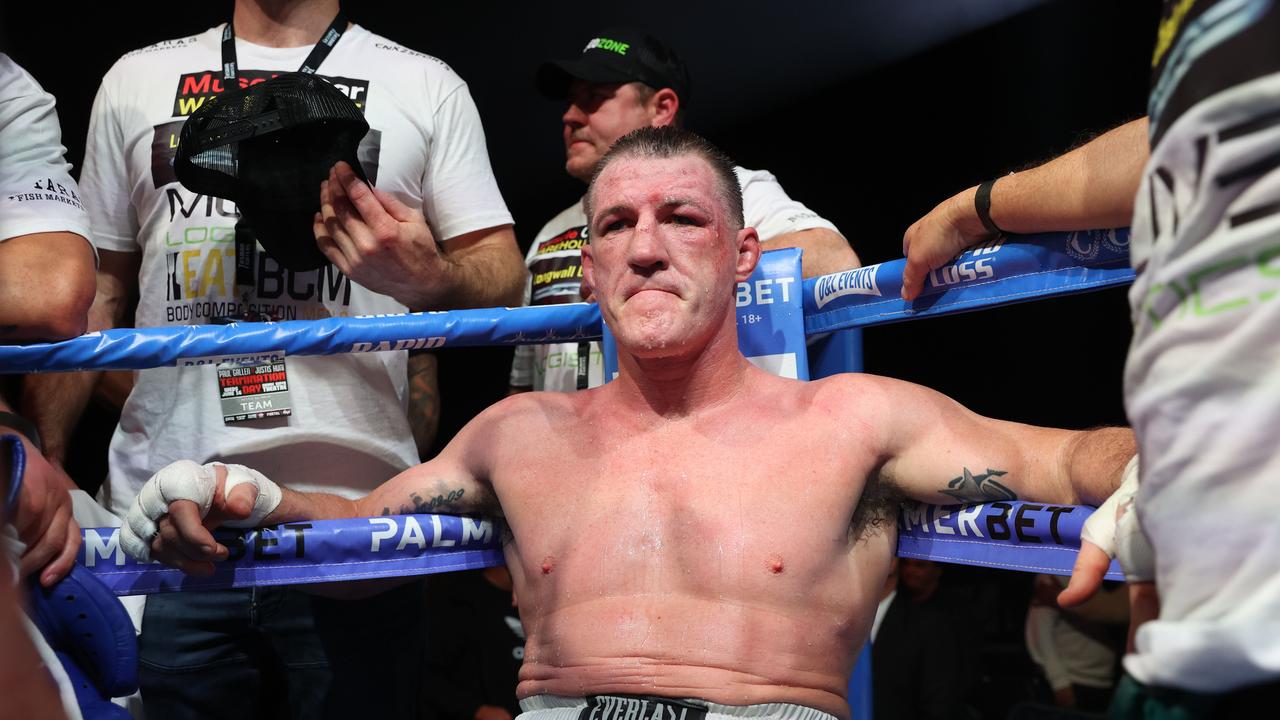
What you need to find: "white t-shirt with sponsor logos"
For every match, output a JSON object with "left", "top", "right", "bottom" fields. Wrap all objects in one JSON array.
[
  {"left": 0, "top": 54, "right": 93, "bottom": 247},
  {"left": 509, "top": 167, "right": 839, "bottom": 392},
  {"left": 81, "top": 25, "right": 513, "bottom": 515},
  {"left": 1123, "top": 72, "right": 1280, "bottom": 693}
]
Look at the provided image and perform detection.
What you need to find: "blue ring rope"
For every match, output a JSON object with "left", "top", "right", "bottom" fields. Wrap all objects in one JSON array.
[{"left": 0, "top": 231, "right": 1129, "bottom": 374}]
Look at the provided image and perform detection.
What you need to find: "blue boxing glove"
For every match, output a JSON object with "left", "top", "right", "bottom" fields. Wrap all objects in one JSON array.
[{"left": 28, "top": 564, "right": 138, "bottom": 719}]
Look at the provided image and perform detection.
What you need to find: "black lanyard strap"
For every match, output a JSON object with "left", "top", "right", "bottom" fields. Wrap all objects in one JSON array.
[
  {"left": 221, "top": 10, "right": 348, "bottom": 80},
  {"left": 219, "top": 10, "right": 348, "bottom": 303}
]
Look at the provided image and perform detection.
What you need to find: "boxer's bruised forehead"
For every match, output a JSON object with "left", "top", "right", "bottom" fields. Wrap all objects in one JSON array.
[{"left": 587, "top": 154, "right": 725, "bottom": 236}]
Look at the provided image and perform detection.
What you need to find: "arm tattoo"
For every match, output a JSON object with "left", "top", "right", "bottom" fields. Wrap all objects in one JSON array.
[
  {"left": 407, "top": 351, "right": 440, "bottom": 459},
  {"left": 382, "top": 488, "right": 467, "bottom": 516},
  {"left": 939, "top": 467, "right": 1017, "bottom": 503}
]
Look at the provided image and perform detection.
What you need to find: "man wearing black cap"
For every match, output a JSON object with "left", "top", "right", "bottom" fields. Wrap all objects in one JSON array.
[
  {"left": 22, "top": 1, "right": 522, "bottom": 717},
  {"left": 511, "top": 28, "right": 859, "bottom": 394}
]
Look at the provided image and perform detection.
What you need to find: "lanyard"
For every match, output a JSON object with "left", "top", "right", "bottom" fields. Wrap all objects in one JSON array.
[
  {"left": 220, "top": 11, "right": 348, "bottom": 80},
  {"left": 218, "top": 11, "right": 348, "bottom": 314}
]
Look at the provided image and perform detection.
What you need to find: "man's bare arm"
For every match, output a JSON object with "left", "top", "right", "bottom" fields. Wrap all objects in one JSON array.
[
  {"left": 136, "top": 393, "right": 533, "bottom": 573},
  {"left": 0, "top": 231, "right": 95, "bottom": 340},
  {"left": 432, "top": 224, "right": 527, "bottom": 310},
  {"left": 760, "top": 227, "right": 861, "bottom": 278},
  {"left": 22, "top": 249, "right": 139, "bottom": 466},
  {"left": 859, "top": 374, "right": 1135, "bottom": 507},
  {"left": 902, "top": 117, "right": 1149, "bottom": 299},
  {"left": 141, "top": 449, "right": 496, "bottom": 576}
]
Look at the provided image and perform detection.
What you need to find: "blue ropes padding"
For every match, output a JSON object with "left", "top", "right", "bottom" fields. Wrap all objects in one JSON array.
[
  {"left": 77, "top": 502, "right": 1121, "bottom": 597},
  {"left": 0, "top": 304, "right": 602, "bottom": 374},
  {"left": 803, "top": 229, "right": 1133, "bottom": 334},
  {"left": 898, "top": 501, "right": 1123, "bottom": 581},
  {"left": 0, "top": 230, "right": 1133, "bottom": 374},
  {"left": 79, "top": 515, "right": 503, "bottom": 596}
]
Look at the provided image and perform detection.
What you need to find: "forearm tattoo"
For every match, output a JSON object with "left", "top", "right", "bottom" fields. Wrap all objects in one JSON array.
[
  {"left": 407, "top": 351, "right": 440, "bottom": 458},
  {"left": 939, "top": 467, "right": 1017, "bottom": 503}
]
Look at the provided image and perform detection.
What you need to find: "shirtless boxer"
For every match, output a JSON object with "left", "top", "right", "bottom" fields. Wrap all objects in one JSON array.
[{"left": 125, "top": 126, "right": 1135, "bottom": 720}]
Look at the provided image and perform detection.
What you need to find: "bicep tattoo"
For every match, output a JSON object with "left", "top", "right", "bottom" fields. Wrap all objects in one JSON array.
[
  {"left": 381, "top": 489, "right": 467, "bottom": 516},
  {"left": 938, "top": 467, "right": 1017, "bottom": 504},
  {"left": 379, "top": 476, "right": 499, "bottom": 518}
]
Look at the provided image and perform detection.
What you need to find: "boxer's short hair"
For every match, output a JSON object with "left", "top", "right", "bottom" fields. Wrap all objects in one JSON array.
[{"left": 586, "top": 126, "right": 743, "bottom": 232}]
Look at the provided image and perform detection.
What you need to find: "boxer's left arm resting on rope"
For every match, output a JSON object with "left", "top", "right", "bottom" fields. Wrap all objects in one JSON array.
[
  {"left": 860, "top": 373, "right": 1136, "bottom": 602},
  {"left": 867, "top": 373, "right": 1135, "bottom": 508}
]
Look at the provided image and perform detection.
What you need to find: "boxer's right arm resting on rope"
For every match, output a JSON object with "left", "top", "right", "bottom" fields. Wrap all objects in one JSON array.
[
  {"left": 124, "top": 397, "right": 507, "bottom": 574},
  {"left": 900, "top": 116, "right": 1149, "bottom": 300},
  {"left": 22, "top": 249, "right": 140, "bottom": 467}
]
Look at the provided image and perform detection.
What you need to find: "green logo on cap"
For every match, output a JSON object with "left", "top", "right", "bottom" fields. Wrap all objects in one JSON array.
[{"left": 584, "top": 37, "right": 630, "bottom": 55}]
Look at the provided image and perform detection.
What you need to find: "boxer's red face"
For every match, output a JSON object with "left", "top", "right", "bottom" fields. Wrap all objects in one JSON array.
[
  {"left": 583, "top": 155, "right": 758, "bottom": 359},
  {"left": 562, "top": 81, "right": 657, "bottom": 183}
]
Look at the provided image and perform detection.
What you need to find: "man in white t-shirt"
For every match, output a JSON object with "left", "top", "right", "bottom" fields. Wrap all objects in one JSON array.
[
  {"left": 0, "top": 53, "right": 95, "bottom": 588},
  {"left": 21, "top": 1, "right": 523, "bottom": 716},
  {"left": 0, "top": 56, "right": 97, "bottom": 346},
  {"left": 510, "top": 28, "right": 860, "bottom": 393},
  {"left": 0, "top": 51, "right": 99, "bottom": 720}
]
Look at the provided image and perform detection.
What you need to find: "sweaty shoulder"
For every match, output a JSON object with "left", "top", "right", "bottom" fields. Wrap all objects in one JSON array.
[
  {"left": 460, "top": 390, "right": 579, "bottom": 445},
  {"left": 782, "top": 371, "right": 904, "bottom": 435}
]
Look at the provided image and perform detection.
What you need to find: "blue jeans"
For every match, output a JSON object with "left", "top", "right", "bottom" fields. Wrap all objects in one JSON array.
[{"left": 139, "top": 582, "right": 425, "bottom": 719}]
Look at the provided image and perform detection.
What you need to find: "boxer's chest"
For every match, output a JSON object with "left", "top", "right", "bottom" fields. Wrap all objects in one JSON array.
[{"left": 496, "top": 419, "right": 878, "bottom": 595}]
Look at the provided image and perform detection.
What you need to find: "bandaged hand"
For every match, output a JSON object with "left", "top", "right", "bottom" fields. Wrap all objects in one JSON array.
[
  {"left": 1059, "top": 456, "right": 1154, "bottom": 606},
  {"left": 120, "top": 460, "right": 282, "bottom": 574}
]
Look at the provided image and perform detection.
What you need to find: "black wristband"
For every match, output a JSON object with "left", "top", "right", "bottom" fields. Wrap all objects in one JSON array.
[
  {"left": 0, "top": 411, "right": 42, "bottom": 453},
  {"left": 974, "top": 179, "right": 1005, "bottom": 236}
]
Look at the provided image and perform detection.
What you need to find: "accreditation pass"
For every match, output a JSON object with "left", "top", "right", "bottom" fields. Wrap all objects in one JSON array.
[{"left": 217, "top": 358, "right": 293, "bottom": 424}]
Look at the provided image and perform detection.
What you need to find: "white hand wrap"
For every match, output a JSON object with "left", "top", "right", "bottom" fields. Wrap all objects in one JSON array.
[
  {"left": 1080, "top": 455, "right": 1155, "bottom": 582},
  {"left": 1115, "top": 487, "right": 1156, "bottom": 583},
  {"left": 119, "top": 460, "right": 282, "bottom": 562},
  {"left": 215, "top": 462, "right": 282, "bottom": 529}
]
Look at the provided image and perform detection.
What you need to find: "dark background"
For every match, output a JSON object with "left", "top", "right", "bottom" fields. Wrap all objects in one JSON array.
[{"left": 1, "top": 0, "right": 1156, "bottom": 451}]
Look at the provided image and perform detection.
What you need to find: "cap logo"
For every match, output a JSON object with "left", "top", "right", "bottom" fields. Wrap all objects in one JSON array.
[{"left": 584, "top": 37, "right": 630, "bottom": 55}]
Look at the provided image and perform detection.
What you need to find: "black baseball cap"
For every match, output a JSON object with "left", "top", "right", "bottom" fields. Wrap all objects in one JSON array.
[
  {"left": 174, "top": 72, "right": 370, "bottom": 272},
  {"left": 537, "top": 27, "right": 691, "bottom": 103}
]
